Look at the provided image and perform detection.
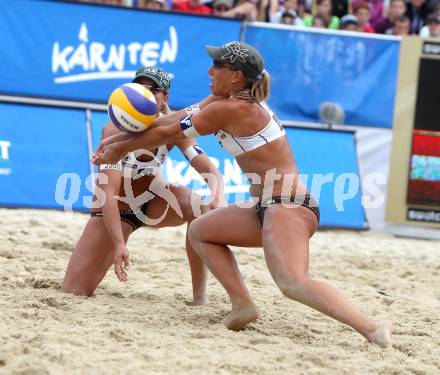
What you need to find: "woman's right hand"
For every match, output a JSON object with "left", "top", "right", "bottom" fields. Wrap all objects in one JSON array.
[
  {"left": 113, "top": 244, "right": 130, "bottom": 283},
  {"left": 92, "top": 142, "right": 127, "bottom": 165},
  {"left": 92, "top": 132, "right": 131, "bottom": 164}
]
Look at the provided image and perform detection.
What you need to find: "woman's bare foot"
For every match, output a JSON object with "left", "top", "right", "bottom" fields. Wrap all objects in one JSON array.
[
  {"left": 224, "top": 303, "right": 259, "bottom": 331},
  {"left": 185, "top": 295, "right": 208, "bottom": 306},
  {"left": 365, "top": 321, "right": 393, "bottom": 348},
  {"left": 192, "top": 296, "right": 209, "bottom": 306}
]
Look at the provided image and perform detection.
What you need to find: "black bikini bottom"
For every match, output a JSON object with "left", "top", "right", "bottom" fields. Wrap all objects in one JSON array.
[
  {"left": 91, "top": 203, "right": 149, "bottom": 231},
  {"left": 255, "top": 195, "right": 320, "bottom": 225}
]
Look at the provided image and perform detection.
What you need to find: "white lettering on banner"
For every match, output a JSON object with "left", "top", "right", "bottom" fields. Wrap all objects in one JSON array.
[
  {"left": 52, "top": 23, "right": 178, "bottom": 84},
  {"left": 0, "top": 141, "right": 12, "bottom": 176},
  {"left": 223, "top": 159, "right": 242, "bottom": 185},
  {"left": 0, "top": 141, "right": 11, "bottom": 160},
  {"left": 408, "top": 208, "right": 440, "bottom": 223},
  {"left": 164, "top": 158, "right": 249, "bottom": 195}
]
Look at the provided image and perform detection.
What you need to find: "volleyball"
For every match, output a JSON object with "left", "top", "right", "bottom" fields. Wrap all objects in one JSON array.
[{"left": 107, "top": 83, "right": 158, "bottom": 133}]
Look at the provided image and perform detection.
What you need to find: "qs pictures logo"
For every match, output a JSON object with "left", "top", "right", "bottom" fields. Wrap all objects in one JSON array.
[{"left": 0, "top": 140, "right": 11, "bottom": 176}]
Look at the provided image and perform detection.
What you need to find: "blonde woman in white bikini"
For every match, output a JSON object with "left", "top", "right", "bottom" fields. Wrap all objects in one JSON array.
[{"left": 92, "top": 43, "right": 392, "bottom": 348}]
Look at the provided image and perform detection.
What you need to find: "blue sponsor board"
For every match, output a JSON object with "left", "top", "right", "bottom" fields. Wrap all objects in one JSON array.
[
  {"left": 91, "top": 111, "right": 108, "bottom": 152},
  {"left": 90, "top": 111, "right": 366, "bottom": 227},
  {"left": 245, "top": 25, "right": 400, "bottom": 128},
  {"left": 1, "top": 1, "right": 399, "bottom": 132},
  {"left": 0, "top": 0, "right": 241, "bottom": 108},
  {"left": 0, "top": 102, "right": 366, "bottom": 228},
  {"left": 0, "top": 103, "right": 90, "bottom": 211}
]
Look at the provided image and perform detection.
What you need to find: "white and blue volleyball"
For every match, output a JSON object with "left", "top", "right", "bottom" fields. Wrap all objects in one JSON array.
[{"left": 108, "top": 83, "right": 158, "bottom": 132}]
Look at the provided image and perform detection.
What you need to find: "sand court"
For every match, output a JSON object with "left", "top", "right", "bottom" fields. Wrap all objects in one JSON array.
[{"left": 1, "top": 208, "right": 439, "bottom": 374}]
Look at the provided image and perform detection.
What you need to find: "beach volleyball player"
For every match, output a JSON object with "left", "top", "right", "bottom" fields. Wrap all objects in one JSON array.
[
  {"left": 92, "top": 42, "right": 392, "bottom": 348},
  {"left": 63, "top": 67, "right": 224, "bottom": 304}
]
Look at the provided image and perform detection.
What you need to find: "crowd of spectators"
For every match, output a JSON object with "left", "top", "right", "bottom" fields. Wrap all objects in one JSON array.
[{"left": 77, "top": 0, "right": 440, "bottom": 37}]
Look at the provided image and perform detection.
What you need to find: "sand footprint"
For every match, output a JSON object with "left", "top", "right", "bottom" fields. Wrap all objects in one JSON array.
[
  {"left": 29, "top": 277, "right": 61, "bottom": 290},
  {"left": 41, "top": 240, "right": 73, "bottom": 252}
]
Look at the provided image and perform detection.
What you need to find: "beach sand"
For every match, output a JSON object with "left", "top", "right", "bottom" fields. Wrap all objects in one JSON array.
[{"left": 0, "top": 208, "right": 439, "bottom": 375}]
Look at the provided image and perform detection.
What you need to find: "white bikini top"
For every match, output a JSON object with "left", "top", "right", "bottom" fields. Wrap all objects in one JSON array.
[
  {"left": 100, "top": 144, "right": 168, "bottom": 180},
  {"left": 215, "top": 102, "right": 285, "bottom": 156}
]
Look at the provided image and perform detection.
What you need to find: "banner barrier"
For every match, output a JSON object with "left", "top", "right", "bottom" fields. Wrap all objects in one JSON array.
[
  {"left": 0, "top": 102, "right": 90, "bottom": 211},
  {"left": 88, "top": 110, "right": 367, "bottom": 228},
  {"left": 0, "top": 102, "right": 366, "bottom": 228},
  {"left": 244, "top": 23, "right": 400, "bottom": 128},
  {"left": 1, "top": 1, "right": 396, "bottom": 228},
  {"left": 2, "top": 2, "right": 399, "bottom": 129},
  {"left": 0, "top": 0, "right": 241, "bottom": 109}
]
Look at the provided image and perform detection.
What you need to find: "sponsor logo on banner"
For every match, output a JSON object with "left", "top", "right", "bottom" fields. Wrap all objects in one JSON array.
[
  {"left": 164, "top": 157, "right": 249, "bottom": 198},
  {"left": 52, "top": 23, "right": 178, "bottom": 84},
  {"left": 407, "top": 208, "right": 440, "bottom": 223},
  {"left": 0, "top": 140, "right": 12, "bottom": 176},
  {"left": 422, "top": 41, "right": 440, "bottom": 56}
]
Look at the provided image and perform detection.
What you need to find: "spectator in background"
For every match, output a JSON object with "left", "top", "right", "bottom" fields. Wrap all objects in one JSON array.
[
  {"left": 173, "top": 0, "right": 212, "bottom": 14},
  {"left": 279, "top": 8, "right": 302, "bottom": 23},
  {"left": 406, "top": 0, "right": 431, "bottom": 34},
  {"left": 221, "top": 0, "right": 275, "bottom": 21},
  {"left": 270, "top": 0, "right": 305, "bottom": 25},
  {"left": 360, "top": 0, "right": 383, "bottom": 26},
  {"left": 297, "top": 0, "right": 309, "bottom": 18},
  {"left": 332, "top": 0, "right": 351, "bottom": 18},
  {"left": 419, "top": 12, "right": 440, "bottom": 37},
  {"left": 221, "top": 0, "right": 259, "bottom": 21},
  {"left": 354, "top": 1, "right": 375, "bottom": 32},
  {"left": 311, "top": 12, "right": 330, "bottom": 26},
  {"left": 77, "top": 0, "right": 126, "bottom": 4},
  {"left": 304, "top": 0, "right": 340, "bottom": 28},
  {"left": 212, "top": 0, "right": 234, "bottom": 15},
  {"left": 138, "top": 0, "right": 169, "bottom": 9},
  {"left": 339, "top": 13, "right": 361, "bottom": 30},
  {"left": 258, "top": 0, "right": 280, "bottom": 21},
  {"left": 388, "top": 14, "right": 411, "bottom": 34},
  {"left": 374, "top": 0, "right": 406, "bottom": 33}
]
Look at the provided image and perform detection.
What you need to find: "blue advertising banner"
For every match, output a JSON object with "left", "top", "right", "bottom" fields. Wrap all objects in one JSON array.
[
  {"left": 91, "top": 111, "right": 108, "bottom": 152},
  {"left": 244, "top": 25, "right": 400, "bottom": 128},
  {"left": 0, "top": 0, "right": 241, "bottom": 108},
  {"left": 90, "top": 111, "right": 366, "bottom": 228},
  {"left": 0, "top": 103, "right": 90, "bottom": 211},
  {"left": 1, "top": 105, "right": 365, "bottom": 227}
]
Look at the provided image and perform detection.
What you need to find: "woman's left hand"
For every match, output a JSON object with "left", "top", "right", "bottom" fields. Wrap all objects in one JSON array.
[{"left": 113, "top": 244, "right": 130, "bottom": 283}]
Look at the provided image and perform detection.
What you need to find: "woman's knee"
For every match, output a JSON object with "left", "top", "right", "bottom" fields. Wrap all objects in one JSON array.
[
  {"left": 62, "top": 277, "right": 95, "bottom": 297},
  {"left": 188, "top": 216, "right": 204, "bottom": 242},
  {"left": 273, "top": 273, "right": 309, "bottom": 301},
  {"left": 62, "top": 259, "right": 101, "bottom": 297}
]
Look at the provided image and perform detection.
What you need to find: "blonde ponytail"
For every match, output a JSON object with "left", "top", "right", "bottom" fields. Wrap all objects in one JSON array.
[{"left": 249, "top": 71, "right": 270, "bottom": 102}]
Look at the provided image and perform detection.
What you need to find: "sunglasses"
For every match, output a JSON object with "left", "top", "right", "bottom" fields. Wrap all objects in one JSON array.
[
  {"left": 212, "top": 60, "right": 240, "bottom": 71},
  {"left": 142, "top": 84, "right": 165, "bottom": 94}
]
